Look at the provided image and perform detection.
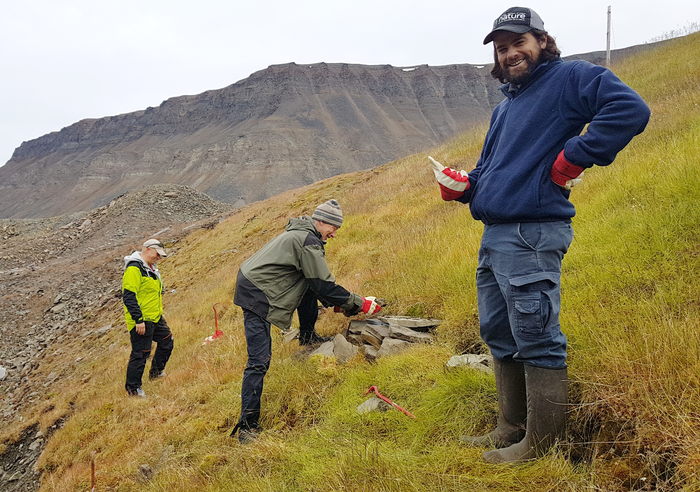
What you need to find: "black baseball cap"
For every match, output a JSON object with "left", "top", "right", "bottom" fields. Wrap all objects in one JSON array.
[{"left": 483, "top": 6, "right": 545, "bottom": 44}]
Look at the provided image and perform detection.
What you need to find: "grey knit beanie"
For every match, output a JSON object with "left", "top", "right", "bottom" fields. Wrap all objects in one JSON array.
[{"left": 312, "top": 199, "right": 343, "bottom": 228}]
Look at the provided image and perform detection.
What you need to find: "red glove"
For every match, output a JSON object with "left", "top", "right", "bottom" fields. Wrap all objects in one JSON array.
[
  {"left": 361, "top": 297, "right": 381, "bottom": 315},
  {"left": 550, "top": 150, "right": 585, "bottom": 190},
  {"left": 429, "top": 156, "right": 470, "bottom": 201}
]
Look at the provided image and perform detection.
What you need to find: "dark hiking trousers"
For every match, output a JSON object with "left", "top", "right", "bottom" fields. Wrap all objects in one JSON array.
[
  {"left": 125, "top": 316, "right": 173, "bottom": 391},
  {"left": 238, "top": 290, "right": 320, "bottom": 430},
  {"left": 297, "top": 288, "right": 319, "bottom": 335},
  {"left": 239, "top": 309, "right": 272, "bottom": 430}
]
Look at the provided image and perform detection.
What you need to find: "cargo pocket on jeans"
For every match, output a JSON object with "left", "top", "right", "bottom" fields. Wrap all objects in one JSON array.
[{"left": 509, "top": 272, "right": 558, "bottom": 339}]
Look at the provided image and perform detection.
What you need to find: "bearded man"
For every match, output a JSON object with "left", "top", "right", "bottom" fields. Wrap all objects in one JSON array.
[{"left": 429, "top": 7, "right": 650, "bottom": 463}]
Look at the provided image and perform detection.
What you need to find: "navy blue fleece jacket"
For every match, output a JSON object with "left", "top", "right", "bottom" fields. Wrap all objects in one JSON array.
[{"left": 457, "top": 58, "right": 650, "bottom": 224}]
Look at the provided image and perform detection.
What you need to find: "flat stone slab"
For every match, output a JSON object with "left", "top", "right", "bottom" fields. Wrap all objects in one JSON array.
[
  {"left": 360, "top": 331, "right": 383, "bottom": 349},
  {"left": 348, "top": 319, "right": 389, "bottom": 335},
  {"left": 446, "top": 354, "right": 493, "bottom": 374},
  {"left": 388, "top": 324, "right": 434, "bottom": 343},
  {"left": 376, "top": 338, "right": 412, "bottom": 358},
  {"left": 284, "top": 328, "right": 300, "bottom": 343},
  {"left": 310, "top": 341, "right": 335, "bottom": 358},
  {"left": 347, "top": 333, "right": 364, "bottom": 345},
  {"left": 363, "top": 344, "right": 378, "bottom": 361},
  {"left": 379, "top": 316, "right": 442, "bottom": 331},
  {"left": 356, "top": 396, "right": 392, "bottom": 414},
  {"left": 365, "top": 323, "right": 391, "bottom": 340},
  {"left": 332, "top": 334, "right": 358, "bottom": 362}
]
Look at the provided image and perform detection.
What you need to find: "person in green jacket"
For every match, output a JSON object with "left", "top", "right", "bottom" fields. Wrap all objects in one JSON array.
[
  {"left": 231, "top": 199, "right": 382, "bottom": 443},
  {"left": 122, "top": 239, "right": 173, "bottom": 397}
]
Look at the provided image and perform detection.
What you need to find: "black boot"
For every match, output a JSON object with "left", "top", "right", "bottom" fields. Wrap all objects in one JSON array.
[
  {"left": 461, "top": 359, "right": 527, "bottom": 448},
  {"left": 482, "top": 365, "right": 568, "bottom": 463},
  {"left": 299, "top": 330, "right": 332, "bottom": 346},
  {"left": 230, "top": 422, "right": 260, "bottom": 444}
]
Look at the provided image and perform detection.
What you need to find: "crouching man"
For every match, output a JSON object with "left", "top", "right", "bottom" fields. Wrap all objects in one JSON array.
[{"left": 231, "top": 199, "right": 382, "bottom": 443}]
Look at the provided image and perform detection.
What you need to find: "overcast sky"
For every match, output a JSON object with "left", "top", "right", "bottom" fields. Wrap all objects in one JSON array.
[{"left": 1, "top": 0, "right": 698, "bottom": 167}]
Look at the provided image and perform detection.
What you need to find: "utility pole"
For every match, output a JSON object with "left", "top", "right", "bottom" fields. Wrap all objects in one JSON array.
[{"left": 606, "top": 6, "right": 611, "bottom": 67}]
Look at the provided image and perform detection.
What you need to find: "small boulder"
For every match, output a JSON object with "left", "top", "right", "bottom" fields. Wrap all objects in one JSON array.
[
  {"left": 446, "top": 354, "right": 493, "bottom": 374},
  {"left": 332, "top": 334, "right": 358, "bottom": 363},
  {"left": 310, "top": 341, "right": 335, "bottom": 358},
  {"left": 356, "top": 396, "right": 392, "bottom": 414},
  {"left": 376, "top": 338, "right": 411, "bottom": 358},
  {"left": 388, "top": 324, "right": 434, "bottom": 344}
]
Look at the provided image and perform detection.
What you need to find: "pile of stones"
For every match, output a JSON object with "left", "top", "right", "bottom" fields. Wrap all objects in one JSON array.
[{"left": 295, "top": 316, "right": 443, "bottom": 363}]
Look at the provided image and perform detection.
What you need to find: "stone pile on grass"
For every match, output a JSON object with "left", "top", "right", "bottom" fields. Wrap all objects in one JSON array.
[{"left": 302, "top": 316, "right": 443, "bottom": 363}]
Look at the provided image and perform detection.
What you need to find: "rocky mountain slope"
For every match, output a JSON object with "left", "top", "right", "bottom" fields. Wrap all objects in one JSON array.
[
  {"left": 0, "top": 184, "right": 232, "bottom": 490},
  {"left": 0, "top": 62, "right": 502, "bottom": 219}
]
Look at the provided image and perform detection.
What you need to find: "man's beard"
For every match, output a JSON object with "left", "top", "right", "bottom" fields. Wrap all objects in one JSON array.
[{"left": 502, "top": 52, "right": 544, "bottom": 85}]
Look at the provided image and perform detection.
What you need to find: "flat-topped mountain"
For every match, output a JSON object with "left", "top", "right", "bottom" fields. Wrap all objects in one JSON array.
[
  {"left": 0, "top": 62, "right": 503, "bottom": 219},
  {"left": 0, "top": 42, "right": 665, "bottom": 219}
]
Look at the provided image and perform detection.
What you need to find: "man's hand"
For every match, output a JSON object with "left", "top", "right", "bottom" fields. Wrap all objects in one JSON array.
[
  {"left": 550, "top": 150, "right": 585, "bottom": 190},
  {"left": 429, "top": 156, "right": 470, "bottom": 201},
  {"left": 135, "top": 322, "right": 146, "bottom": 335},
  {"left": 361, "top": 297, "right": 382, "bottom": 315}
]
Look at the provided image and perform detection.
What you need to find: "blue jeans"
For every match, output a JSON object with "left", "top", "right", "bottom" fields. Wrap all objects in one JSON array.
[{"left": 476, "top": 222, "right": 573, "bottom": 369}]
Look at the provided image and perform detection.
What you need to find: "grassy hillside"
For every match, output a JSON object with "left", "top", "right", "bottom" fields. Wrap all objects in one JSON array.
[{"left": 8, "top": 32, "right": 700, "bottom": 491}]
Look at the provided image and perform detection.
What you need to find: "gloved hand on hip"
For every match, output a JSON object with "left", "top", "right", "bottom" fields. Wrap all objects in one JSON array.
[
  {"left": 429, "top": 156, "right": 470, "bottom": 201},
  {"left": 550, "top": 150, "right": 585, "bottom": 190}
]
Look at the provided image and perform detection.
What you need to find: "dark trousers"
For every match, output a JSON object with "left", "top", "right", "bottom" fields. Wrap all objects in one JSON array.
[
  {"left": 125, "top": 316, "right": 173, "bottom": 391},
  {"left": 297, "top": 288, "right": 319, "bottom": 334},
  {"left": 239, "top": 309, "right": 272, "bottom": 430},
  {"left": 238, "top": 291, "right": 320, "bottom": 429}
]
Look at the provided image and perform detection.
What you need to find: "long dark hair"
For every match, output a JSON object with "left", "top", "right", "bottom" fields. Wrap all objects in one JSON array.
[{"left": 490, "top": 29, "right": 561, "bottom": 83}]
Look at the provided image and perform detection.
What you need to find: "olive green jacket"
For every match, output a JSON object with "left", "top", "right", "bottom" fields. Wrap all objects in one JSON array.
[{"left": 234, "top": 216, "right": 363, "bottom": 330}]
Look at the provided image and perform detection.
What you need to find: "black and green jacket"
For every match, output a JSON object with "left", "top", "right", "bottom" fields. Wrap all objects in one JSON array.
[
  {"left": 234, "top": 215, "right": 363, "bottom": 330},
  {"left": 122, "top": 251, "right": 164, "bottom": 331}
]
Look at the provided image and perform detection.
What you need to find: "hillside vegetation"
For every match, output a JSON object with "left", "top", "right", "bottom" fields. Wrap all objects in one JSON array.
[{"left": 5, "top": 32, "right": 700, "bottom": 491}]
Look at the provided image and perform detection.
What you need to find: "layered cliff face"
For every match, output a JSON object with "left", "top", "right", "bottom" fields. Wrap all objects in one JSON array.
[{"left": 0, "top": 62, "right": 503, "bottom": 219}]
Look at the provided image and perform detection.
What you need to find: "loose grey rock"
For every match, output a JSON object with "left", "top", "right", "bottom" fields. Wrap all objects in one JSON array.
[
  {"left": 388, "top": 324, "right": 434, "bottom": 344},
  {"left": 376, "top": 338, "right": 411, "bottom": 358},
  {"left": 365, "top": 322, "right": 391, "bottom": 340},
  {"left": 50, "top": 303, "right": 66, "bottom": 314},
  {"left": 96, "top": 324, "right": 113, "bottom": 337},
  {"left": 356, "top": 396, "right": 392, "bottom": 414},
  {"left": 363, "top": 344, "right": 379, "bottom": 361},
  {"left": 446, "top": 354, "right": 493, "bottom": 374},
  {"left": 29, "top": 438, "right": 43, "bottom": 452},
  {"left": 284, "top": 328, "right": 299, "bottom": 344},
  {"left": 0, "top": 366, "right": 6, "bottom": 380},
  {"left": 310, "top": 341, "right": 335, "bottom": 358},
  {"left": 332, "top": 334, "right": 358, "bottom": 363},
  {"left": 379, "top": 315, "right": 442, "bottom": 331}
]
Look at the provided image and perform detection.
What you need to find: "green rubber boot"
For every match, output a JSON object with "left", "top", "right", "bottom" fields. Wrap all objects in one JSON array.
[
  {"left": 482, "top": 365, "right": 568, "bottom": 463},
  {"left": 461, "top": 359, "right": 527, "bottom": 448}
]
